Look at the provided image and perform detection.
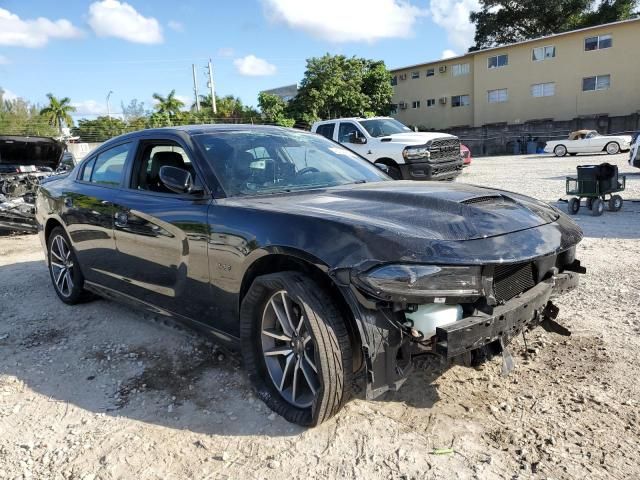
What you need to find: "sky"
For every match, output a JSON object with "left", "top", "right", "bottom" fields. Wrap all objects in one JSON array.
[{"left": 0, "top": 0, "right": 481, "bottom": 119}]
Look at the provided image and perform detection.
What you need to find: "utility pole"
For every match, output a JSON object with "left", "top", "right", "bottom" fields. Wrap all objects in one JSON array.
[
  {"left": 192, "top": 64, "right": 200, "bottom": 113},
  {"left": 207, "top": 59, "right": 217, "bottom": 115},
  {"left": 106, "top": 90, "right": 113, "bottom": 119}
]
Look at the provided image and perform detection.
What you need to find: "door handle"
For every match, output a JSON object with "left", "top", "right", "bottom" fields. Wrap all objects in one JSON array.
[{"left": 114, "top": 211, "right": 129, "bottom": 227}]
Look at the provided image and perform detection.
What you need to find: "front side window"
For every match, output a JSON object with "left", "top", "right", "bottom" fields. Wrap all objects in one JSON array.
[
  {"left": 338, "top": 122, "right": 363, "bottom": 143},
  {"left": 315, "top": 123, "right": 335, "bottom": 140},
  {"left": 194, "top": 130, "right": 389, "bottom": 197},
  {"left": 487, "top": 88, "right": 508, "bottom": 103},
  {"left": 452, "top": 63, "right": 470, "bottom": 76},
  {"left": 488, "top": 54, "right": 508, "bottom": 69},
  {"left": 90, "top": 143, "right": 131, "bottom": 186},
  {"left": 358, "top": 118, "right": 411, "bottom": 137},
  {"left": 585, "top": 34, "right": 612, "bottom": 51},
  {"left": 582, "top": 74, "right": 610, "bottom": 91},
  {"left": 531, "top": 82, "right": 556, "bottom": 97},
  {"left": 132, "top": 143, "right": 196, "bottom": 193},
  {"left": 532, "top": 45, "right": 556, "bottom": 61},
  {"left": 452, "top": 95, "right": 471, "bottom": 107}
]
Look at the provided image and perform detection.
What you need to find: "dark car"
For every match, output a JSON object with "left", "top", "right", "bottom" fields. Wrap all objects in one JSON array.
[{"left": 36, "top": 125, "right": 585, "bottom": 426}]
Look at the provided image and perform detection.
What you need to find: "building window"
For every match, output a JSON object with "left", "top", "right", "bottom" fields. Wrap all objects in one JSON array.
[
  {"left": 426, "top": 98, "right": 436, "bottom": 107},
  {"left": 426, "top": 68, "right": 435, "bottom": 77},
  {"left": 451, "top": 95, "right": 470, "bottom": 107},
  {"left": 391, "top": 75, "right": 397, "bottom": 86},
  {"left": 531, "top": 82, "right": 556, "bottom": 97},
  {"left": 452, "top": 63, "right": 470, "bottom": 76},
  {"left": 582, "top": 74, "right": 611, "bottom": 91},
  {"left": 532, "top": 45, "right": 556, "bottom": 61},
  {"left": 585, "top": 34, "right": 612, "bottom": 51},
  {"left": 411, "top": 71, "right": 420, "bottom": 79},
  {"left": 389, "top": 104, "right": 398, "bottom": 114},
  {"left": 487, "top": 54, "right": 508, "bottom": 69},
  {"left": 411, "top": 100, "right": 421, "bottom": 108},
  {"left": 487, "top": 89, "right": 508, "bottom": 103}
]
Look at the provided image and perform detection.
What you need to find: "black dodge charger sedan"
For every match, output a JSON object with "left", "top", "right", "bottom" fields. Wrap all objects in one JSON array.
[{"left": 36, "top": 125, "right": 585, "bottom": 426}]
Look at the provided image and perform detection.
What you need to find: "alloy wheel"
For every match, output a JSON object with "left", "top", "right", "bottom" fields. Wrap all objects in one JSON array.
[
  {"left": 50, "top": 234, "right": 74, "bottom": 298},
  {"left": 260, "top": 290, "right": 320, "bottom": 408}
]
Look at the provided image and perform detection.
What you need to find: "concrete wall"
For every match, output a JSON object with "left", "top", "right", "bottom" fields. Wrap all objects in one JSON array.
[{"left": 67, "top": 142, "right": 102, "bottom": 160}]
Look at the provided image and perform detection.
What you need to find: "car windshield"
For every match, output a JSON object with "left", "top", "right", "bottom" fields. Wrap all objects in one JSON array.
[
  {"left": 194, "top": 129, "right": 390, "bottom": 197},
  {"left": 358, "top": 118, "right": 412, "bottom": 137}
]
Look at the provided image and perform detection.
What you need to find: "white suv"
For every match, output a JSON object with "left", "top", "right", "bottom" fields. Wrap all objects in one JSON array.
[{"left": 311, "top": 117, "right": 463, "bottom": 181}]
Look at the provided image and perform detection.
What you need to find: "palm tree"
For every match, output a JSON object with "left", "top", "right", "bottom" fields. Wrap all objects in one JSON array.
[
  {"left": 152, "top": 89, "right": 184, "bottom": 117},
  {"left": 39, "top": 93, "right": 76, "bottom": 133}
]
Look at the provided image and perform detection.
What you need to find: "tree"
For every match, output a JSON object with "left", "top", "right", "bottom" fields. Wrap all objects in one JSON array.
[
  {"left": 0, "top": 88, "right": 58, "bottom": 137},
  {"left": 39, "top": 93, "right": 76, "bottom": 133},
  {"left": 290, "top": 54, "right": 393, "bottom": 123},
  {"left": 257, "top": 92, "right": 295, "bottom": 127},
  {"left": 121, "top": 98, "right": 147, "bottom": 122},
  {"left": 469, "top": 0, "right": 639, "bottom": 51},
  {"left": 192, "top": 94, "right": 260, "bottom": 122},
  {"left": 72, "top": 116, "right": 127, "bottom": 142},
  {"left": 152, "top": 89, "right": 184, "bottom": 116}
]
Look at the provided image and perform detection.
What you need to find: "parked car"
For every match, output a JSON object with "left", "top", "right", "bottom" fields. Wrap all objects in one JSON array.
[
  {"left": 544, "top": 130, "right": 632, "bottom": 157},
  {"left": 461, "top": 144, "right": 472, "bottom": 166},
  {"left": 311, "top": 117, "right": 463, "bottom": 181},
  {"left": 0, "top": 135, "right": 67, "bottom": 232},
  {"left": 36, "top": 125, "right": 585, "bottom": 426},
  {"left": 630, "top": 132, "right": 640, "bottom": 169}
]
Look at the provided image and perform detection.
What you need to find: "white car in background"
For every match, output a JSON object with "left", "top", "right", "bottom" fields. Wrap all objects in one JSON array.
[{"left": 544, "top": 130, "right": 632, "bottom": 157}]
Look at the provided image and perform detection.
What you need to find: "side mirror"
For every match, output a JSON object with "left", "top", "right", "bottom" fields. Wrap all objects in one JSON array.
[
  {"left": 350, "top": 134, "right": 367, "bottom": 145},
  {"left": 159, "top": 166, "right": 202, "bottom": 194},
  {"left": 375, "top": 163, "right": 390, "bottom": 174}
]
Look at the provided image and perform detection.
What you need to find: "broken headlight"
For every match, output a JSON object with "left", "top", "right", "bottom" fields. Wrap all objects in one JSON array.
[{"left": 357, "top": 264, "right": 483, "bottom": 298}]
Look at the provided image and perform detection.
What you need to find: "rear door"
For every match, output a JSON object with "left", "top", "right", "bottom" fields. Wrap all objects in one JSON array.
[
  {"left": 64, "top": 141, "right": 134, "bottom": 291},
  {"left": 107, "top": 135, "right": 214, "bottom": 321}
]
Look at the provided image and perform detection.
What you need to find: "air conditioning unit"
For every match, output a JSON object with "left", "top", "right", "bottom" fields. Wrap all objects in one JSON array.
[
  {"left": 399, "top": 73, "right": 407, "bottom": 80},
  {"left": 398, "top": 102, "right": 408, "bottom": 110},
  {"left": 439, "top": 65, "right": 447, "bottom": 73},
  {"left": 439, "top": 97, "right": 447, "bottom": 105}
]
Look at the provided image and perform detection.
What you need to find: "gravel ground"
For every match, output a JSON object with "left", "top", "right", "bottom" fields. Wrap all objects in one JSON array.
[{"left": 1, "top": 152, "right": 639, "bottom": 480}]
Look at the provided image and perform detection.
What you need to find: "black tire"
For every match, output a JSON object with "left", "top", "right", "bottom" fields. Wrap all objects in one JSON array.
[
  {"left": 591, "top": 198, "right": 604, "bottom": 216},
  {"left": 569, "top": 153, "right": 578, "bottom": 156},
  {"left": 586, "top": 197, "right": 594, "bottom": 210},
  {"left": 47, "top": 226, "right": 91, "bottom": 304},
  {"left": 605, "top": 142, "right": 620, "bottom": 155},
  {"left": 568, "top": 197, "right": 580, "bottom": 215},
  {"left": 608, "top": 194, "right": 623, "bottom": 211},
  {"left": 240, "top": 271, "right": 353, "bottom": 426},
  {"left": 387, "top": 165, "right": 402, "bottom": 180},
  {"left": 554, "top": 145, "right": 567, "bottom": 157}
]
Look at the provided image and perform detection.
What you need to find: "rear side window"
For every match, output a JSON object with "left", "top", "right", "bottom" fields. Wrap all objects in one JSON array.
[
  {"left": 315, "top": 123, "right": 335, "bottom": 140},
  {"left": 80, "top": 157, "right": 95, "bottom": 181},
  {"left": 90, "top": 143, "right": 132, "bottom": 186}
]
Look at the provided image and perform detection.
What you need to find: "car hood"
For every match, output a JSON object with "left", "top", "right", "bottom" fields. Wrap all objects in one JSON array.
[
  {"left": 227, "top": 181, "right": 560, "bottom": 241},
  {"left": 0, "top": 135, "right": 64, "bottom": 172},
  {"left": 377, "top": 131, "right": 457, "bottom": 146}
]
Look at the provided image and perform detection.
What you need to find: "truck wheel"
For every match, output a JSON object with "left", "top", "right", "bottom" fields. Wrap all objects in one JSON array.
[
  {"left": 240, "top": 271, "right": 353, "bottom": 427},
  {"left": 605, "top": 142, "right": 620, "bottom": 155},
  {"left": 586, "top": 198, "right": 594, "bottom": 210},
  {"left": 608, "top": 195, "right": 623, "bottom": 211},
  {"left": 568, "top": 197, "right": 580, "bottom": 215},
  {"left": 47, "top": 226, "right": 91, "bottom": 304},
  {"left": 554, "top": 145, "right": 567, "bottom": 157},
  {"left": 386, "top": 165, "right": 402, "bottom": 180},
  {"left": 591, "top": 198, "right": 604, "bottom": 216}
]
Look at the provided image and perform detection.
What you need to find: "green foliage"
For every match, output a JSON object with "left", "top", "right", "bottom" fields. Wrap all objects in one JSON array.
[
  {"left": 39, "top": 93, "right": 76, "bottom": 133},
  {"left": 257, "top": 92, "right": 295, "bottom": 127},
  {"left": 192, "top": 94, "right": 260, "bottom": 123},
  {"left": 121, "top": 98, "right": 147, "bottom": 122},
  {"left": 290, "top": 54, "right": 394, "bottom": 124},
  {"left": 72, "top": 116, "right": 128, "bottom": 142},
  {"left": 469, "top": 0, "right": 639, "bottom": 50},
  {"left": 0, "top": 88, "right": 58, "bottom": 137},
  {"left": 152, "top": 89, "right": 185, "bottom": 117}
]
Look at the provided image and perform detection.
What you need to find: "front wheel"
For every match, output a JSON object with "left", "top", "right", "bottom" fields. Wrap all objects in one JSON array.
[
  {"left": 386, "top": 165, "right": 402, "bottom": 180},
  {"left": 608, "top": 194, "right": 623, "bottom": 211},
  {"left": 591, "top": 198, "right": 604, "bottom": 216},
  {"left": 554, "top": 145, "right": 567, "bottom": 157},
  {"left": 240, "top": 272, "right": 353, "bottom": 426},
  {"left": 47, "top": 226, "right": 91, "bottom": 304},
  {"left": 568, "top": 197, "right": 580, "bottom": 215},
  {"left": 605, "top": 142, "right": 620, "bottom": 155}
]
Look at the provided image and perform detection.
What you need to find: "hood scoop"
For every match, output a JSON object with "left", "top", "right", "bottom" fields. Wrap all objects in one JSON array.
[{"left": 461, "top": 194, "right": 510, "bottom": 206}]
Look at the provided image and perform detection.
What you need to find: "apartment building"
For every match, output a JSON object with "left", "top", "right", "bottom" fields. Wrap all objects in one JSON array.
[{"left": 390, "top": 18, "right": 640, "bottom": 129}]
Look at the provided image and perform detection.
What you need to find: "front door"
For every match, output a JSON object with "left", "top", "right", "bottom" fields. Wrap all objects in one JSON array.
[{"left": 338, "top": 122, "right": 370, "bottom": 158}]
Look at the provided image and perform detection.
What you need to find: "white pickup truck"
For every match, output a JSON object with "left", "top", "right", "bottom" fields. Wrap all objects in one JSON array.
[{"left": 311, "top": 117, "right": 463, "bottom": 180}]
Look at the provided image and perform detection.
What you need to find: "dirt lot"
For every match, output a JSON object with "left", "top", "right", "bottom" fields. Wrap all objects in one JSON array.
[{"left": 1, "top": 153, "right": 639, "bottom": 479}]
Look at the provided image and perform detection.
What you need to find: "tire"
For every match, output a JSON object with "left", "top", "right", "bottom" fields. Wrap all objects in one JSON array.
[
  {"left": 387, "top": 165, "right": 402, "bottom": 180},
  {"left": 554, "top": 145, "right": 567, "bottom": 157},
  {"left": 569, "top": 153, "right": 578, "bottom": 156},
  {"left": 568, "top": 197, "right": 580, "bottom": 215},
  {"left": 608, "top": 194, "right": 623, "bottom": 211},
  {"left": 605, "top": 142, "right": 620, "bottom": 155},
  {"left": 586, "top": 198, "right": 594, "bottom": 210},
  {"left": 47, "top": 226, "right": 91, "bottom": 304},
  {"left": 591, "top": 198, "right": 604, "bottom": 216},
  {"left": 240, "top": 271, "right": 353, "bottom": 427}
]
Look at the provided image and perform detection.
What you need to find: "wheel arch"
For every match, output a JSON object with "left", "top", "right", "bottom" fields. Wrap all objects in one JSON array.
[
  {"left": 602, "top": 141, "right": 620, "bottom": 152},
  {"left": 374, "top": 157, "right": 400, "bottom": 168},
  {"left": 44, "top": 217, "right": 65, "bottom": 251}
]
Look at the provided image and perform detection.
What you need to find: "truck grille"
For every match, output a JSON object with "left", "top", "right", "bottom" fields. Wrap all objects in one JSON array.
[
  {"left": 493, "top": 263, "right": 536, "bottom": 303},
  {"left": 429, "top": 138, "right": 461, "bottom": 162}
]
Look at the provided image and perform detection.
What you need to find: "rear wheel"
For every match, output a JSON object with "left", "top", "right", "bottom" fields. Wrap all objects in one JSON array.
[
  {"left": 554, "top": 145, "right": 567, "bottom": 157},
  {"left": 605, "top": 142, "right": 620, "bottom": 155},
  {"left": 568, "top": 197, "right": 580, "bottom": 215},
  {"left": 240, "top": 271, "right": 352, "bottom": 426},
  {"left": 586, "top": 198, "right": 594, "bottom": 210},
  {"left": 608, "top": 194, "right": 623, "bottom": 211},
  {"left": 47, "top": 226, "right": 90, "bottom": 304},
  {"left": 591, "top": 198, "right": 604, "bottom": 216}
]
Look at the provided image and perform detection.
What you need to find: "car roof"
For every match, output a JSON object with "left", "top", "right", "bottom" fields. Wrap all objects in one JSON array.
[{"left": 313, "top": 117, "right": 392, "bottom": 125}]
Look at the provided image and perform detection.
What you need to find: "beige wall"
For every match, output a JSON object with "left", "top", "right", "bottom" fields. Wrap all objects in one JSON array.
[{"left": 391, "top": 19, "right": 640, "bottom": 129}]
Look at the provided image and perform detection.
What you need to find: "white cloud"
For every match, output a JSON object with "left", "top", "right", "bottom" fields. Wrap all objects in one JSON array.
[
  {"left": 233, "top": 55, "right": 277, "bottom": 76},
  {"left": 1, "top": 88, "right": 18, "bottom": 101},
  {"left": 429, "top": 0, "right": 480, "bottom": 52},
  {"left": 216, "top": 47, "right": 235, "bottom": 58},
  {"left": 0, "top": 55, "right": 9, "bottom": 65},
  {"left": 167, "top": 20, "right": 183, "bottom": 32},
  {"left": 88, "top": 0, "right": 163, "bottom": 44},
  {"left": 263, "top": 0, "right": 427, "bottom": 43},
  {"left": 71, "top": 100, "right": 109, "bottom": 116},
  {"left": 441, "top": 49, "right": 457, "bottom": 59},
  {"left": 0, "top": 8, "right": 82, "bottom": 48}
]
